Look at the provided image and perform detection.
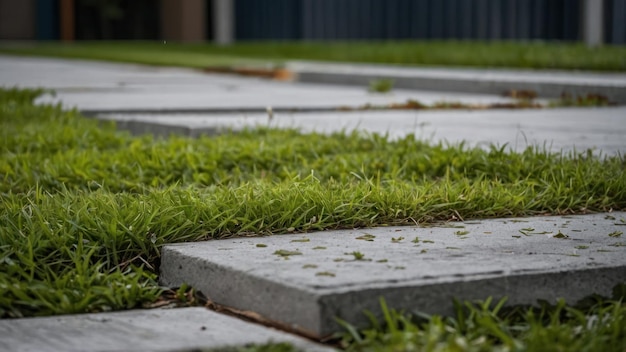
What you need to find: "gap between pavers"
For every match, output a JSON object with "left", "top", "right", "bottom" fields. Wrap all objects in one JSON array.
[
  {"left": 160, "top": 212, "right": 626, "bottom": 338},
  {"left": 0, "top": 307, "right": 334, "bottom": 352}
]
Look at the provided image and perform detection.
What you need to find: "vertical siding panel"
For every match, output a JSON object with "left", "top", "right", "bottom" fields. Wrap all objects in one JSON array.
[
  {"left": 562, "top": 0, "right": 577, "bottom": 40},
  {"left": 530, "top": 0, "right": 544, "bottom": 39},
  {"left": 445, "top": 0, "right": 458, "bottom": 38},
  {"left": 309, "top": 0, "right": 320, "bottom": 39},
  {"left": 358, "top": 0, "right": 366, "bottom": 40},
  {"left": 414, "top": 0, "right": 429, "bottom": 39},
  {"left": 284, "top": 0, "right": 294, "bottom": 40},
  {"left": 459, "top": 0, "right": 473, "bottom": 39},
  {"left": 327, "top": 0, "right": 337, "bottom": 40},
  {"left": 394, "top": 0, "right": 403, "bottom": 39},
  {"left": 283, "top": 0, "right": 295, "bottom": 40},
  {"left": 293, "top": 0, "right": 303, "bottom": 40},
  {"left": 335, "top": 0, "right": 348, "bottom": 39},
  {"left": 301, "top": 0, "right": 311, "bottom": 39},
  {"left": 233, "top": 0, "right": 242, "bottom": 39},
  {"left": 502, "top": 0, "right": 510, "bottom": 39},
  {"left": 430, "top": 0, "right": 444, "bottom": 38},
  {"left": 272, "top": 0, "right": 282, "bottom": 39},
  {"left": 314, "top": 0, "right": 324, "bottom": 39},
  {"left": 398, "top": 0, "right": 411, "bottom": 38},
  {"left": 279, "top": 0, "right": 288, "bottom": 39},
  {"left": 516, "top": 0, "right": 530, "bottom": 39},
  {"left": 313, "top": 0, "right": 323, "bottom": 40},
  {"left": 373, "top": 0, "right": 382, "bottom": 39},
  {"left": 605, "top": 0, "right": 613, "bottom": 43},
  {"left": 395, "top": 0, "right": 403, "bottom": 39},
  {"left": 476, "top": 0, "right": 488, "bottom": 39},
  {"left": 613, "top": 0, "right": 626, "bottom": 44},
  {"left": 542, "top": 0, "right": 552, "bottom": 39},
  {"left": 489, "top": 0, "right": 501, "bottom": 39},
  {"left": 263, "top": 0, "right": 273, "bottom": 39},
  {"left": 386, "top": 0, "right": 396, "bottom": 39},
  {"left": 345, "top": 0, "right": 355, "bottom": 39}
]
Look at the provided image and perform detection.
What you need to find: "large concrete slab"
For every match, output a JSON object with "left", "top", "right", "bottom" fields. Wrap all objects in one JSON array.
[
  {"left": 0, "top": 307, "right": 333, "bottom": 352},
  {"left": 0, "top": 55, "right": 517, "bottom": 113},
  {"left": 289, "top": 61, "right": 626, "bottom": 104},
  {"left": 161, "top": 212, "right": 626, "bottom": 337},
  {"left": 98, "top": 106, "right": 626, "bottom": 155}
]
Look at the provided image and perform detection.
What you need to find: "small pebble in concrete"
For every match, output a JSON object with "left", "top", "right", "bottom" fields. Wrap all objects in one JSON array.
[
  {"left": 160, "top": 212, "right": 626, "bottom": 338},
  {"left": 0, "top": 307, "right": 333, "bottom": 352}
]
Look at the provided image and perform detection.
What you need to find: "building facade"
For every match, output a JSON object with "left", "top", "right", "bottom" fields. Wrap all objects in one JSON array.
[{"left": 0, "top": 0, "right": 624, "bottom": 45}]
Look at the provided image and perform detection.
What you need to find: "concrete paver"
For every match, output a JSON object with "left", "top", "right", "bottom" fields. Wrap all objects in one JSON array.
[
  {"left": 0, "top": 307, "right": 334, "bottom": 352},
  {"left": 99, "top": 106, "right": 626, "bottom": 155},
  {"left": 161, "top": 212, "right": 626, "bottom": 337},
  {"left": 0, "top": 55, "right": 517, "bottom": 113},
  {"left": 288, "top": 61, "right": 626, "bottom": 103}
]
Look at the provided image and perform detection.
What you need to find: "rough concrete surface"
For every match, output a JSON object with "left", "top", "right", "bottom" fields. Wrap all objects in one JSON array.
[
  {"left": 0, "top": 55, "right": 517, "bottom": 113},
  {"left": 161, "top": 212, "right": 626, "bottom": 337},
  {"left": 98, "top": 106, "right": 626, "bottom": 155},
  {"left": 0, "top": 308, "right": 334, "bottom": 352},
  {"left": 288, "top": 61, "right": 626, "bottom": 103}
]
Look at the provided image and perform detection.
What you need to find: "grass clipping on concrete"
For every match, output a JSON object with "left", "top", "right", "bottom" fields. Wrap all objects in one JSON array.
[{"left": 1, "top": 88, "right": 625, "bottom": 349}]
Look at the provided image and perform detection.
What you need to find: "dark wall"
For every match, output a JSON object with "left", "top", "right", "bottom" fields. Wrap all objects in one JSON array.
[
  {"left": 606, "top": 0, "right": 626, "bottom": 43},
  {"left": 235, "top": 0, "right": 626, "bottom": 44},
  {"left": 74, "top": 0, "right": 160, "bottom": 40},
  {"left": 30, "top": 0, "right": 626, "bottom": 43}
]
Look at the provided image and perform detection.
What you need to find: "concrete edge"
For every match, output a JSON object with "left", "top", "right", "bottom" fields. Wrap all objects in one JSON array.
[
  {"left": 318, "top": 266, "right": 626, "bottom": 336},
  {"left": 159, "top": 246, "right": 326, "bottom": 338},
  {"left": 0, "top": 307, "right": 336, "bottom": 352},
  {"left": 160, "top": 239, "right": 626, "bottom": 337},
  {"left": 293, "top": 71, "right": 626, "bottom": 104}
]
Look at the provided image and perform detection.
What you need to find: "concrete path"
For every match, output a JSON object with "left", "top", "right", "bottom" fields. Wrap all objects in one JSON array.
[
  {"left": 0, "top": 55, "right": 518, "bottom": 113},
  {"left": 101, "top": 107, "right": 626, "bottom": 156},
  {"left": 161, "top": 212, "right": 626, "bottom": 337},
  {"left": 288, "top": 61, "right": 626, "bottom": 103},
  {"left": 3, "top": 55, "right": 623, "bottom": 155},
  {"left": 0, "top": 308, "right": 333, "bottom": 352}
]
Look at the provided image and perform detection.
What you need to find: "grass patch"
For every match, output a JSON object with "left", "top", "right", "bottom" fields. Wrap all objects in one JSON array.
[
  {"left": 1, "top": 88, "right": 625, "bottom": 349},
  {"left": 1, "top": 40, "right": 625, "bottom": 71},
  {"left": 368, "top": 79, "right": 394, "bottom": 93},
  {"left": 338, "top": 293, "right": 626, "bottom": 352},
  {"left": 0, "top": 42, "right": 263, "bottom": 69}
]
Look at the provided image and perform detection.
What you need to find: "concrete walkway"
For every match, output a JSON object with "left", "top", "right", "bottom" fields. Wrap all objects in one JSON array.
[
  {"left": 1, "top": 54, "right": 625, "bottom": 351},
  {"left": 0, "top": 55, "right": 519, "bottom": 113},
  {"left": 101, "top": 107, "right": 626, "bottom": 155},
  {"left": 288, "top": 61, "right": 626, "bottom": 104},
  {"left": 0, "top": 308, "right": 333, "bottom": 352}
]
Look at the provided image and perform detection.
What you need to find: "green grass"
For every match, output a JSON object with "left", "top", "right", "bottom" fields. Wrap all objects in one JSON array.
[
  {"left": 1, "top": 88, "right": 625, "bottom": 349},
  {"left": 368, "top": 79, "right": 394, "bottom": 93},
  {"left": 0, "top": 42, "right": 263, "bottom": 69},
  {"left": 337, "top": 294, "right": 626, "bottom": 352},
  {"left": 1, "top": 40, "right": 625, "bottom": 71}
]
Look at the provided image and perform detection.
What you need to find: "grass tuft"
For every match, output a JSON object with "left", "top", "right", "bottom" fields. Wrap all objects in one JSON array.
[{"left": 338, "top": 294, "right": 626, "bottom": 352}]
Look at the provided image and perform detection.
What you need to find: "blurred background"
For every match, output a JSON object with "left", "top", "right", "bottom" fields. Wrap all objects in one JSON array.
[{"left": 0, "top": 0, "right": 624, "bottom": 45}]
